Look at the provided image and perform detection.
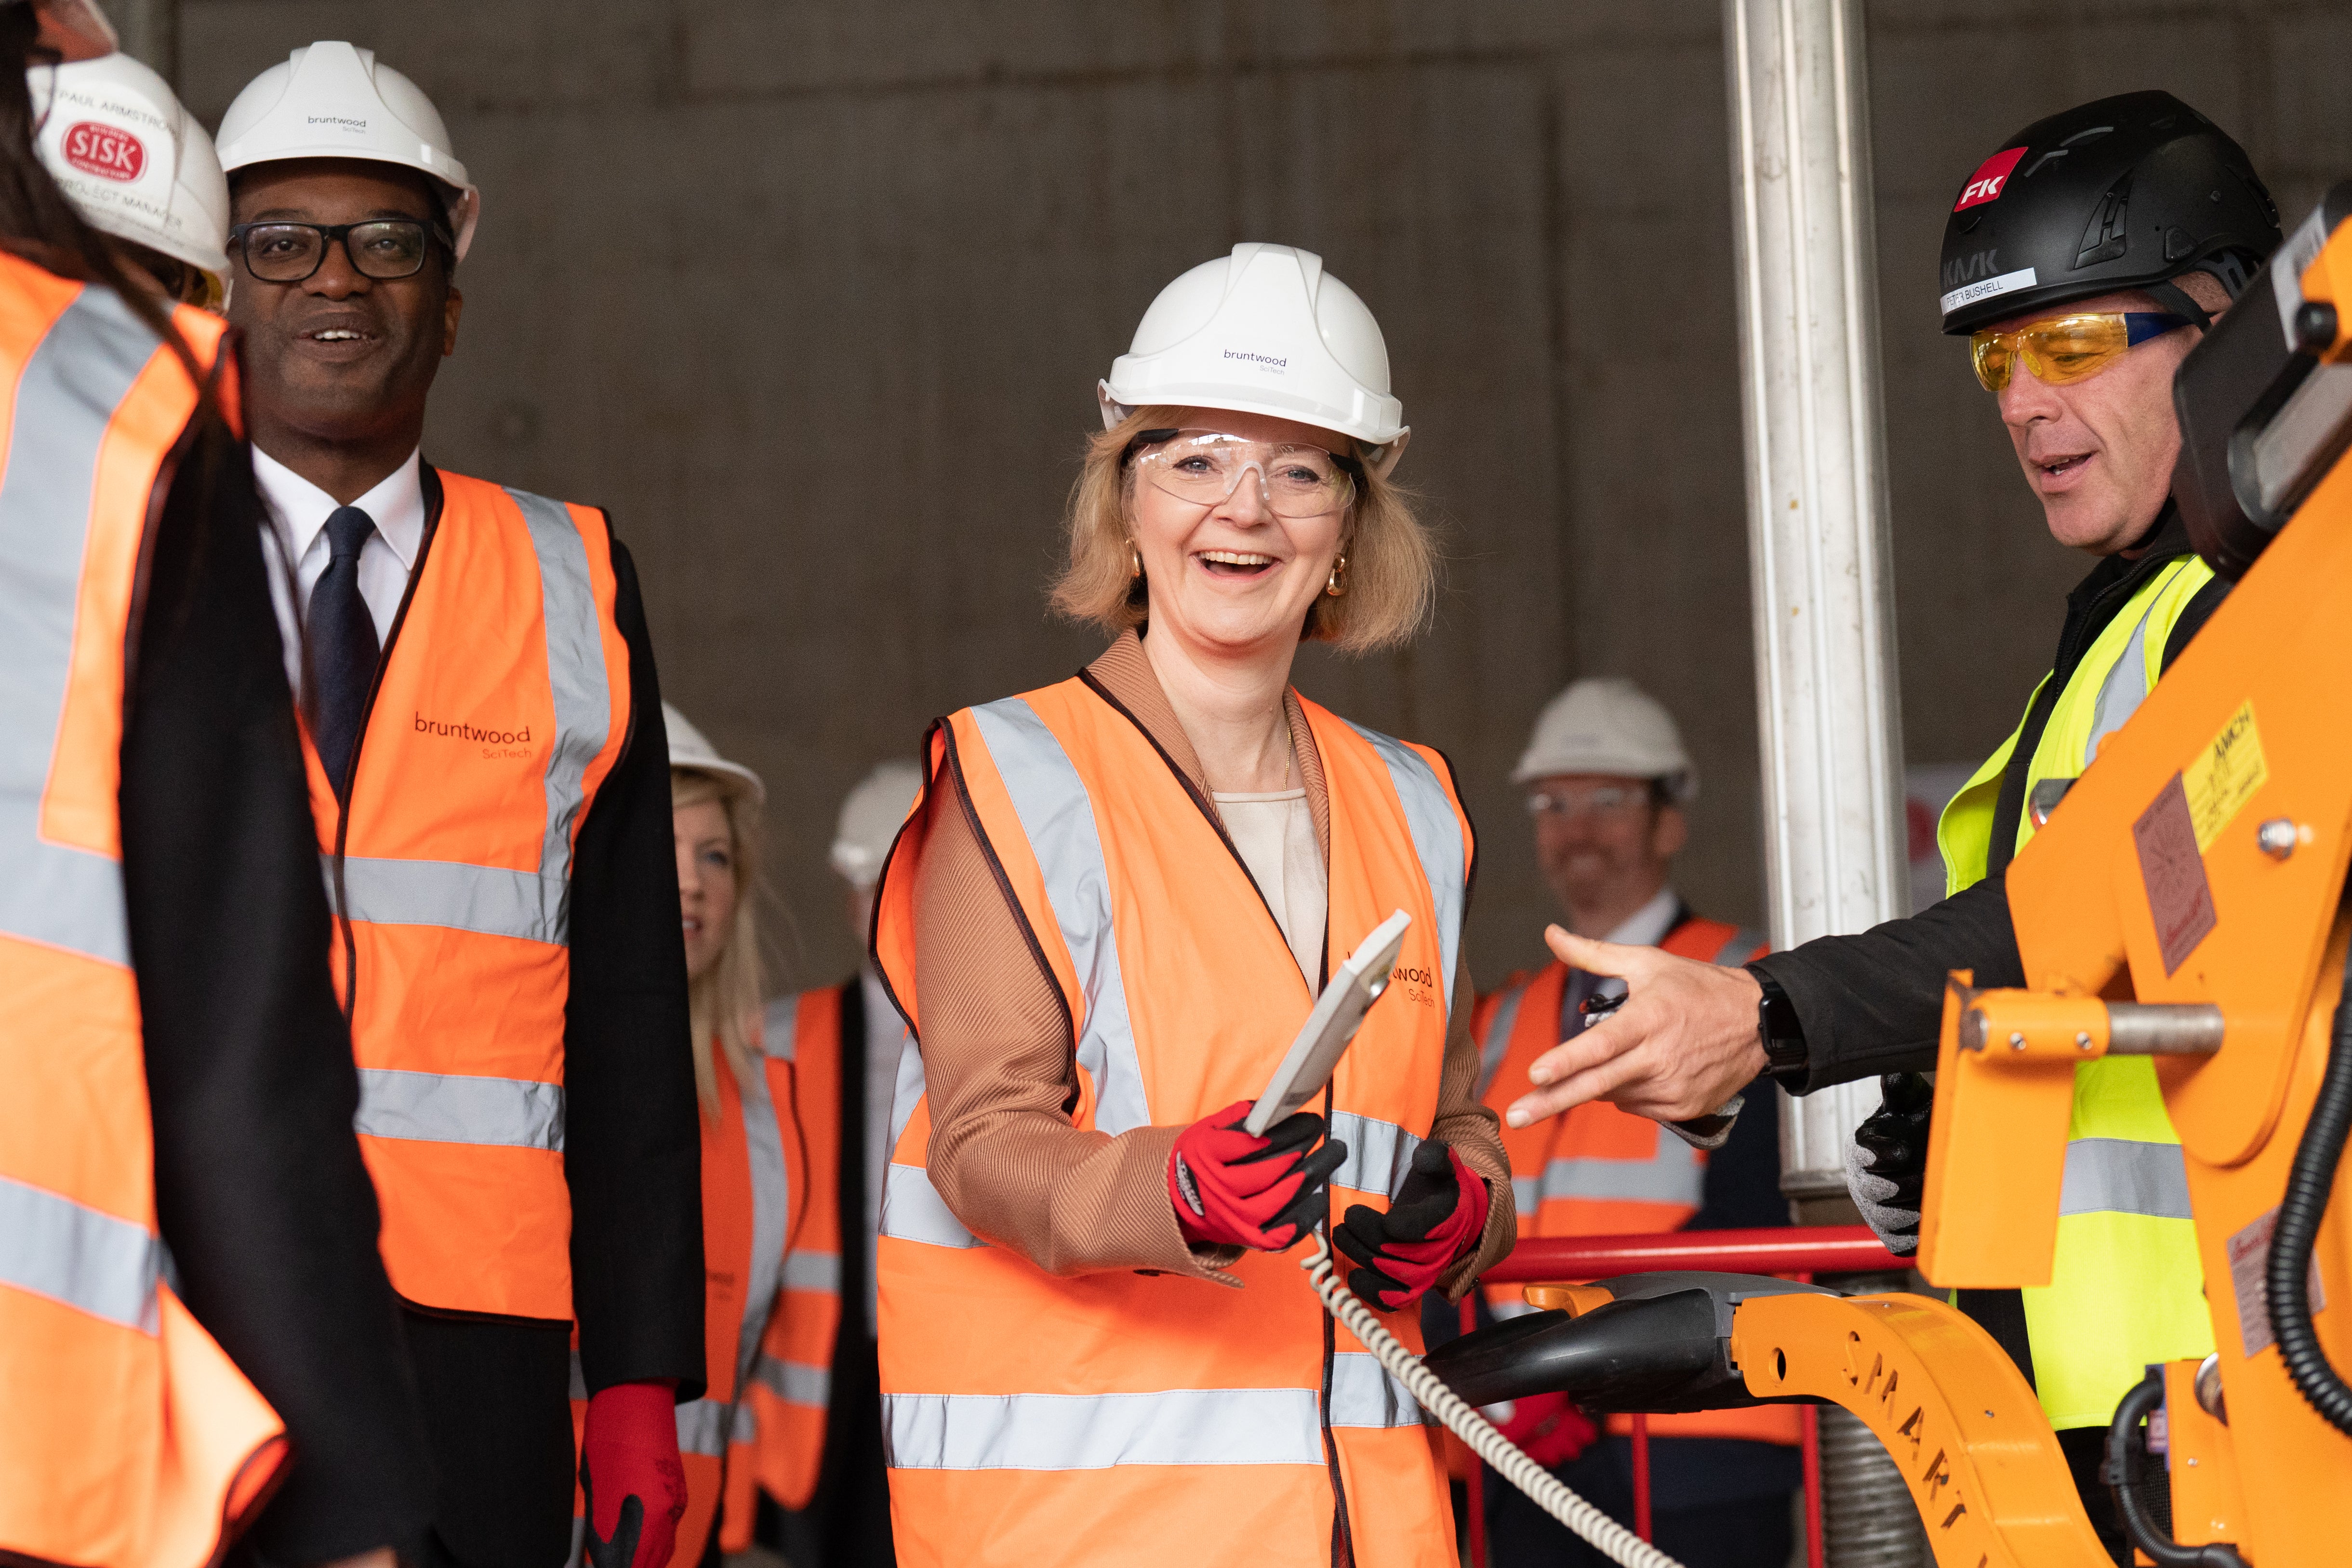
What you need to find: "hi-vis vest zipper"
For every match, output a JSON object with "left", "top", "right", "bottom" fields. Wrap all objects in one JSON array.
[
  {"left": 870, "top": 678, "right": 1471, "bottom": 1568},
  {"left": 1472, "top": 923, "right": 1800, "bottom": 1448},
  {"left": 0, "top": 259, "right": 286, "bottom": 1568},
  {"left": 306, "top": 469, "right": 631, "bottom": 1322},
  {"left": 1938, "top": 556, "right": 2217, "bottom": 1428}
]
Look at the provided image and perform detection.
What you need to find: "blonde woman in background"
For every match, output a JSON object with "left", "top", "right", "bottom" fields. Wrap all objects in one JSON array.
[{"left": 570, "top": 705, "right": 847, "bottom": 1566}]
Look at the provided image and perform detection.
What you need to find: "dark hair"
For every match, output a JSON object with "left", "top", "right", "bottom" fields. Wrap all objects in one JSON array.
[{"left": 0, "top": 8, "right": 201, "bottom": 375}]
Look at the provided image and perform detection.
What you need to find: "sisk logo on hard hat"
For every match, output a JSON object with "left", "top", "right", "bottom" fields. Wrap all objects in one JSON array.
[
  {"left": 1953, "top": 147, "right": 2028, "bottom": 212},
  {"left": 62, "top": 121, "right": 144, "bottom": 183}
]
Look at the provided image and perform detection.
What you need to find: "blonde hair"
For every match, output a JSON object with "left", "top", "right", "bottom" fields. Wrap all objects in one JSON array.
[
  {"left": 672, "top": 768, "right": 765, "bottom": 1116},
  {"left": 1048, "top": 406, "right": 1437, "bottom": 653}
]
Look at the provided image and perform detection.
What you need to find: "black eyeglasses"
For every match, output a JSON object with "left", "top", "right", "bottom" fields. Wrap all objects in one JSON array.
[{"left": 228, "top": 220, "right": 446, "bottom": 283}]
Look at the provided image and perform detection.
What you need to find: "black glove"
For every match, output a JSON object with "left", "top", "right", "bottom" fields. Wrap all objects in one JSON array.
[
  {"left": 1333, "top": 1139, "right": 1488, "bottom": 1311},
  {"left": 1847, "top": 1071, "right": 1932, "bottom": 1256}
]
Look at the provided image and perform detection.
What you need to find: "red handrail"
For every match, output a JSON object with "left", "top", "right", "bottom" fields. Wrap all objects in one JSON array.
[{"left": 1481, "top": 1224, "right": 1907, "bottom": 1283}]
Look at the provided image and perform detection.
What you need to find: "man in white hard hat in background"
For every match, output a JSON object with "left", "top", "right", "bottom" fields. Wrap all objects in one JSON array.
[
  {"left": 30, "top": 50, "right": 228, "bottom": 306},
  {"left": 1456, "top": 678, "right": 1797, "bottom": 1567},
  {"left": 762, "top": 760, "right": 921, "bottom": 1568},
  {"left": 214, "top": 43, "right": 701, "bottom": 1568}
]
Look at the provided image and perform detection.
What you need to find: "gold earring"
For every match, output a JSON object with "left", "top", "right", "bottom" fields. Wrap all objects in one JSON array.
[
  {"left": 1325, "top": 555, "right": 1347, "bottom": 597},
  {"left": 1131, "top": 546, "right": 1143, "bottom": 579}
]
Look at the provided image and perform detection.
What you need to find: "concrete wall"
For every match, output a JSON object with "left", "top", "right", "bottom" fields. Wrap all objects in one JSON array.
[{"left": 179, "top": 0, "right": 2348, "bottom": 993}]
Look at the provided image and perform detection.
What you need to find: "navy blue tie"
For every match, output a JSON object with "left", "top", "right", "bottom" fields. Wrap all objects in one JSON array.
[{"left": 306, "top": 505, "right": 380, "bottom": 798}]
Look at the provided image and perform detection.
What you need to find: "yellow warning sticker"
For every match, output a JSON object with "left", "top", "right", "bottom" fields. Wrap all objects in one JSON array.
[{"left": 2185, "top": 701, "right": 2268, "bottom": 850}]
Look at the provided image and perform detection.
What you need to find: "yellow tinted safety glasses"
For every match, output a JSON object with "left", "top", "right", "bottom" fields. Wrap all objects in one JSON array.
[{"left": 1970, "top": 312, "right": 2192, "bottom": 393}]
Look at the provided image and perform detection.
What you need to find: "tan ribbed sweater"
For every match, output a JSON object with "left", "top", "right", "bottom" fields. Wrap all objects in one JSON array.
[{"left": 907, "top": 631, "right": 1515, "bottom": 1294}]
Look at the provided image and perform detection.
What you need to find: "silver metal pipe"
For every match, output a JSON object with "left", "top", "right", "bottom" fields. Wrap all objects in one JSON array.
[
  {"left": 2106, "top": 1003, "right": 2226, "bottom": 1055},
  {"left": 1817, "top": 1405, "right": 1932, "bottom": 1567},
  {"left": 1722, "top": 0, "right": 1907, "bottom": 1208}
]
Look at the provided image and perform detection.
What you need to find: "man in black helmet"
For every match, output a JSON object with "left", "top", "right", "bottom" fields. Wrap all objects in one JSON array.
[{"left": 1496, "top": 91, "right": 2280, "bottom": 1557}]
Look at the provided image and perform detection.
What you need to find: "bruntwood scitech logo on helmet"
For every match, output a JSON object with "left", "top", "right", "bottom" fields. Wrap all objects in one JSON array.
[
  {"left": 1223, "top": 348, "right": 1288, "bottom": 373},
  {"left": 63, "top": 122, "right": 144, "bottom": 183},
  {"left": 308, "top": 114, "right": 370, "bottom": 131},
  {"left": 415, "top": 711, "right": 533, "bottom": 757}
]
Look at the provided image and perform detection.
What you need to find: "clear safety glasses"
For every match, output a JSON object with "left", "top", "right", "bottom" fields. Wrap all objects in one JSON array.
[
  {"left": 1127, "top": 429, "right": 1359, "bottom": 518},
  {"left": 1525, "top": 784, "right": 1654, "bottom": 822},
  {"left": 1969, "top": 312, "right": 2191, "bottom": 393}
]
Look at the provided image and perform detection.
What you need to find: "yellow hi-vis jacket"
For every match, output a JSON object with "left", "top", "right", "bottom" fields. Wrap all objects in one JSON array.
[{"left": 1938, "top": 551, "right": 2217, "bottom": 1429}]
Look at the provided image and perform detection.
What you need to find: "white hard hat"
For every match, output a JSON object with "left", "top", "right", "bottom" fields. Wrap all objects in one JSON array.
[
  {"left": 1512, "top": 678, "right": 1697, "bottom": 802},
  {"left": 31, "top": 54, "right": 229, "bottom": 277},
  {"left": 215, "top": 42, "right": 479, "bottom": 262},
  {"left": 830, "top": 759, "right": 923, "bottom": 889},
  {"left": 1100, "top": 243, "right": 1409, "bottom": 467},
  {"left": 664, "top": 703, "right": 764, "bottom": 805}
]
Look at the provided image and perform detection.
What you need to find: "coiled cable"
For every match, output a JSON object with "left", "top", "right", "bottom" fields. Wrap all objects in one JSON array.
[{"left": 1299, "top": 1233, "right": 1685, "bottom": 1568}]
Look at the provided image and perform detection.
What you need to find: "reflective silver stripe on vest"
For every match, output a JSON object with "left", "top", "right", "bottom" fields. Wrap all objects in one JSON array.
[
  {"left": 2082, "top": 571, "right": 2184, "bottom": 770},
  {"left": 676, "top": 1395, "right": 757, "bottom": 1459},
  {"left": 2057, "top": 1138, "right": 2194, "bottom": 1221},
  {"left": 1476, "top": 981, "right": 1530, "bottom": 1101},
  {"left": 763, "top": 993, "right": 801, "bottom": 1060},
  {"left": 0, "top": 1172, "right": 160, "bottom": 1333},
  {"left": 1342, "top": 722, "right": 1465, "bottom": 1026},
  {"left": 1525, "top": 1125, "right": 1704, "bottom": 1213},
  {"left": 332, "top": 488, "right": 612, "bottom": 946},
  {"left": 784, "top": 1249, "right": 841, "bottom": 1293},
  {"left": 1713, "top": 928, "right": 1766, "bottom": 965},
  {"left": 0, "top": 284, "right": 159, "bottom": 968},
  {"left": 883, "top": 1386, "right": 1325, "bottom": 1470},
  {"left": 1330, "top": 1351, "right": 1425, "bottom": 1429},
  {"left": 755, "top": 1352, "right": 832, "bottom": 1408},
  {"left": 734, "top": 1051, "right": 790, "bottom": 1391},
  {"left": 354, "top": 1067, "right": 566, "bottom": 1152},
  {"left": 969, "top": 698, "right": 1150, "bottom": 1135},
  {"left": 334, "top": 855, "right": 570, "bottom": 944},
  {"left": 881, "top": 1164, "right": 983, "bottom": 1249},
  {"left": 505, "top": 487, "right": 613, "bottom": 885},
  {"left": 1330, "top": 1111, "right": 1421, "bottom": 1200}
]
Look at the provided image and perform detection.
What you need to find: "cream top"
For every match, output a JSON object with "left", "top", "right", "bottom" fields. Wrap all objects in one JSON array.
[{"left": 1211, "top": 786, "right": 1327, "bottom": 992}]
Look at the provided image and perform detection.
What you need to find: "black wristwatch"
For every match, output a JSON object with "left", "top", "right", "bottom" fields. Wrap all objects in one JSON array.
[{"left": 1747, "top": 965, "right": 1807, "bottom": 1084}]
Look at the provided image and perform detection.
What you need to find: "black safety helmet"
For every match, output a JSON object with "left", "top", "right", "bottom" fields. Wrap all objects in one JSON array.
[{"left": 1937, "top": 91, "right": 2279, "bottom": 336}]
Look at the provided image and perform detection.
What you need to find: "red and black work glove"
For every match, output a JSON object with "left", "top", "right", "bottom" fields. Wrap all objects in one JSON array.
[
  {"left": 1334, "top": 1139, "right": 1489, "bottom": 1311},
  {"left": 580, "top": 1380, "right": 687, "bottom": 1568},
  {"left": 1169, "top": 1100, "right": 1348, "bottom": 1252},
  {"left": 1492, "top": 1390, "right": 1600, "bottom": 1469}
]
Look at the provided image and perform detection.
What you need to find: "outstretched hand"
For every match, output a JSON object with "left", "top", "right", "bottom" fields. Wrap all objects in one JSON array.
[{"left": 1503, "top": 925, "right": 1769, "bottom": 1127}]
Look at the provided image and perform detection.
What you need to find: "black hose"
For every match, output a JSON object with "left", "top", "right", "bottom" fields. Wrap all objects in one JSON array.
[
  {"left": 2267, "top": 939, "right": 2352, "bottom": 1435},
  {"left": 2103, "top": 1371, "right": 2247, "bottom": 1568}
]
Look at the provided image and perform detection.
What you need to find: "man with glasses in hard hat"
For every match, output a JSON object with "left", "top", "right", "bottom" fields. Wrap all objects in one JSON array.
[
  {"left": 1501, "top": 93, "right": 2278, "bottom": 1556},
  {"left": 1461, "top": 679, "right": 1795, "bottom": 1568},
  {"left": 214, "top": 43, "right": 701, "bottom": 1568}
]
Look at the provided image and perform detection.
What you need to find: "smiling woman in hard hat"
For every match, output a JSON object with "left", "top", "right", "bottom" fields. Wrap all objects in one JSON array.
[{"left": 865, "top": 243, "right": 1513, "bottom": 1566}]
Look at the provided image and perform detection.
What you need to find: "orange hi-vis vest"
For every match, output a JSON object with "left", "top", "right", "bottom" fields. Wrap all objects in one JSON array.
[
  {"left": 871, "top": 678, "right": 1473, "bottom": 1568},
  {"left": 1472, "top": 917, "right": 1798, "bottom": 1448},
  {"left": 308, "top": 469, "right": 631, "bottom": 1321},
  {"left": 0, "top": 262, "right": 288, "bottom": 1568},
  {"left": 570, "top": 993, "right": 843, "bottom": 1565}
]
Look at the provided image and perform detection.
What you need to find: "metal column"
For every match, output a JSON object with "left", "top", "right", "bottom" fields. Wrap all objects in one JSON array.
[
  {"left": 1723, "top": 2, "right": 1926, "bottom": 1561},
  {"left": 1722, "top": 0, "right": 1905, "bottom": 1217}
]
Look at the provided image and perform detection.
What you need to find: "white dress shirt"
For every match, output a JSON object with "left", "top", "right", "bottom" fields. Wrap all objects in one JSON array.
[{"left": 254, "top": 445, "right": 427, "bottom": 695}]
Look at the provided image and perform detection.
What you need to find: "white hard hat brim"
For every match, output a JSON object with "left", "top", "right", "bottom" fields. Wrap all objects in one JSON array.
[{"left": 1097, "top": 380, "right": 1410, "bottom": 478}]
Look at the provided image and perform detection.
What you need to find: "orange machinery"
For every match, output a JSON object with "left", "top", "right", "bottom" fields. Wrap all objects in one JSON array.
[
  {"left": 1433, "top": 186, "right": 2352, "bottom": 1567},
  {"left": 1731, "top": 186, "right": 2352, "bottom": 1565}
]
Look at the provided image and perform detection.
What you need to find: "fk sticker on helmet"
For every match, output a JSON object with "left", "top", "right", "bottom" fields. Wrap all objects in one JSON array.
[{"left": 1954, "top": 146, "right": 2028, "bottom": 212}]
